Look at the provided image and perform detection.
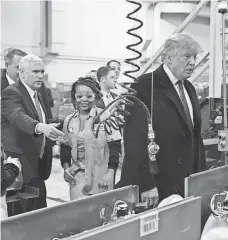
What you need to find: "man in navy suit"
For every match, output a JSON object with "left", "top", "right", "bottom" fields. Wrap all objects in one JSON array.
[
  {"left": 116, "top": 34, "right": 206, "bottom": 206},
  {"left": 1, "top": 54, "right": 64, "bottom": 216},
  {"left": 1, "top": 48, "right": 27, "bottom": 93}
]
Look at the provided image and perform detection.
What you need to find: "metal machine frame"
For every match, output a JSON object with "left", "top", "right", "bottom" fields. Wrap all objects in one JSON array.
[
  {"left": 185, "top": 165, "right": 228, "bottom": 229},
  {"left": 1, "top": 186, "right": 202, "bottom": 240}
]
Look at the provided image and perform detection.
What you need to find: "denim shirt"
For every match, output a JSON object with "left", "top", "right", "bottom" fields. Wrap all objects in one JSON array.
[{"left": 63, "top": 107, "right": 122, "bottom": 194}]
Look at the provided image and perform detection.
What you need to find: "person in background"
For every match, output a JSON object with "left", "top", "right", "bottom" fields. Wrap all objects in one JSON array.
[
  {"left": 116, "top": 33, "right": 206, "bottom": 206},
  {"left": 1, "top": 54, "right": 64, "bottom": 216},
  {"left": 1, "top": 144, "right": 21, "bottom": 219},
  {"left": 106, "top": 60, "right": 121, "bottom": 80},
  {"left": 98, "top": 65, "right": 125, "bottom": 166},
  {"left": 60, "top": 77, "right": 122, "bottom": 200},
  {"left": 1, "top": 48, "right": 27, "bottom": 93},
  {"left": 96, "top": 66, "right": 117, "bottom": 110},
  {"left": 86, "top": 70, "right": 98, "bottom": 82},
  {"left": 107, "top": 60, "right": 128, "bottom": 95}
]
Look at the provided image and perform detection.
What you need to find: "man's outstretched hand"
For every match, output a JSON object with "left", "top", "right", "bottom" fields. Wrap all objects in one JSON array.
[{"left": 36, "top": 122, "right": 64, "bottom": 141}]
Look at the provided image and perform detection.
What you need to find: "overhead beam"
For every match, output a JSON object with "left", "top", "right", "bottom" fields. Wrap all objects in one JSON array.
[{"left": 138, "top": 0, "right": 210, "bottom": 77}]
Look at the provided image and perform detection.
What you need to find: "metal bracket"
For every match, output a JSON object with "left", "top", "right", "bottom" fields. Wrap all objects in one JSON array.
[{"left": 6, "top": 185, "right": 40, "bottom": 203}]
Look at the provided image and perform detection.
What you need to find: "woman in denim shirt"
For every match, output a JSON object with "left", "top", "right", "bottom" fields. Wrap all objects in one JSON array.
[{"left": 61, "top": 77, "right": 122, "bottom": 200}]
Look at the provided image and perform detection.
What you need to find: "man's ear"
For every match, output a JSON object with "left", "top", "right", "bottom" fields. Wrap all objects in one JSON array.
[
  {"left": 100, "top": 76, "right": 106, "bottom": 83},
  {"left": 168, "top": 56, "right": 172, "bottom": 64},
  {"left": 19, "top": 69, "right": 25, "bottom": 80}
]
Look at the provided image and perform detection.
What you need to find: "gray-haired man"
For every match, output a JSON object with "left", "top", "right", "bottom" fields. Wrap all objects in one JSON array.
[{"left": 1, "top": 54, "right": 64, "bottom": 216}]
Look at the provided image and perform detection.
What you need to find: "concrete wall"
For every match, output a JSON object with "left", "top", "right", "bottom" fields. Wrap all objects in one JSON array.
[{"left": 1, "top": 1, "right": 42, "bottom": 56}]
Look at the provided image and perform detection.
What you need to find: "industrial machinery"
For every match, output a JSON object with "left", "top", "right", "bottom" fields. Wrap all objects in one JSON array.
[
  {"left": 201, "top": 0, "right": 228, "bottom": 169},
  {"left": 2, "top": 1, "right": 228, "bottom": 239},
  {"left": 185, "top": 165, "right": 228, "bottom": 229},
  {"left": 185, "top": 165, "right": 228, "bottom": 239},
  {"left": 1, "top": 186, "right": 202, "bottom": 240}
]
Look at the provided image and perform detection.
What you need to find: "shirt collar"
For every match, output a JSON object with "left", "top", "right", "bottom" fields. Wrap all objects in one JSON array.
[
  {"left": 163, "top": 64, "right": 180, "bottom": 87},
  {"left": 20, "top": 80, "right": 36, "bottom": 98},
  {"left": 74, "top": 106, "right": 97, "bottom": 119},
  {"left": 101, "top": 90, "right": 112, "bottom": 98},
  {"left": 6, "top": 73, "right": 15, "bottom": 85}
]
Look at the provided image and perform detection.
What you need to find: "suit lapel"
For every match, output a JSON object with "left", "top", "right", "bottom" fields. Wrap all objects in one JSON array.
[
  {"left": 37, "top": 92, "right": 49, "bottom": 123},
  {"left": 184, "top": 80, "right": 201, "bottom": 133},
  {"left": 158, "top": 66, "right": 193, "bottom": 133},
  {"left": 18, "top": 81, "right": 40, "bottom": 120},
  {"left": 1, "top": 69, "right": 9, "bottom": 92},
  {"left": 110, "top": 91, "right": 118, "bottom": 99}
]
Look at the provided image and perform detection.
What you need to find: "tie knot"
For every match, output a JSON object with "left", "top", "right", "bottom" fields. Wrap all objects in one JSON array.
[
  {"left": 34, "top": 91, "right": 38, "bottom": 98},
  {"left": 176, "top": 80, "right": 184, "bottom": 87}
]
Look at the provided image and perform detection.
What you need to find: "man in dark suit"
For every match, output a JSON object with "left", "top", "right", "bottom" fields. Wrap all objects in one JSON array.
[
  {"left": 1, "top": 48, "right": 27, "bottom": 93},
  {"left": 116, "top": 33, "right": 207, "bottom": 206},
  {"left": 1, "top": 54, "right": 64, "bottom": 216}
]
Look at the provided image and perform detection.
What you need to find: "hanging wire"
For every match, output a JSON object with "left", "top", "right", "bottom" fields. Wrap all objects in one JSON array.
[{"left": 92, "top": 0, "right": 159, "bottom": 175}]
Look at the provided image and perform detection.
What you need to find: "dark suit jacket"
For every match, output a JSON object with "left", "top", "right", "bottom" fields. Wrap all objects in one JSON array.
[
  {"left": 1, "top": 69, "right": 10, "bottom": 93},
  {"left": 37, "top": 82, "right": 53, "bottom": 120},
  {"left": 116, "top": 65, "right": 206, "bottom": 200},
  {"left": 46, "top": 88, "right": 54, "bottom": 108},
  {"left": 1, "top": 80, "right": 53, "bottom": 183}
]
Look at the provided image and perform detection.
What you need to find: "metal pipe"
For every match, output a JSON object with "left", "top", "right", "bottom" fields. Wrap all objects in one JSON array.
[
  {"left": 218, "top": 0, "right": 228, "bottom": 165},
  {"left": 222, "top": 13, "right": 228, "bottom": 165},
  {"left": 222, "top": 13, "right": 227, "bottom": 130}
]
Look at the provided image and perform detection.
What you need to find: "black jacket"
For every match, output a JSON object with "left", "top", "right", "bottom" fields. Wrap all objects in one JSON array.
[
  {"left": 1, "top": 69, "right": 10, "bottom": 93},
  {"left": 37, "top": 82, "right": 53, "bottom": 120},
  {"left": 116, "top": 65, "right": 206, "bottom": 200}
]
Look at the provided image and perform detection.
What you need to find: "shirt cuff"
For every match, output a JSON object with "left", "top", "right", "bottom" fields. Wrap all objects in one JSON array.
[{"left": 35, "top": 123, "right": 42, "bottom": 135}]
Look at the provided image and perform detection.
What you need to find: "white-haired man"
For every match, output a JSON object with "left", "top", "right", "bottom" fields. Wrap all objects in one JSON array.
[
  {"left": 116, "top": 33, "right": 207, "bottom": 206},
  {"left": 1, "top": 54, "right": 64, "bottom": 216}
]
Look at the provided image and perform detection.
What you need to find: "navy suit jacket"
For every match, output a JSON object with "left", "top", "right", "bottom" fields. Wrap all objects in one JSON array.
[{"left": 1, "top": 80, "right": 53, "bottom": 182}]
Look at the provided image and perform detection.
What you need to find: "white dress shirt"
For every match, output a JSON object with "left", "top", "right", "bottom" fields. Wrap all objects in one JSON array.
[
  {"left": 20, "top": 80, "right": 46, "bottom": 123},
  {"left": 101, "top": 90, "right": 115, "bottom": 107},
  {"left": 6, "top": 74, "right": 15, "bottom": 85},
  {"left": 163, "top": 64, "right": 193, "bottom": 124}
]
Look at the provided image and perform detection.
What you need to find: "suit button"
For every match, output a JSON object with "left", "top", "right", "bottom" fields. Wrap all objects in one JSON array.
[
  {"left": 181, "top": 132, "right": 186, "bottom": 137},
  {"left": 177, "top": 159, "right": 182, "bottom": 165}
]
